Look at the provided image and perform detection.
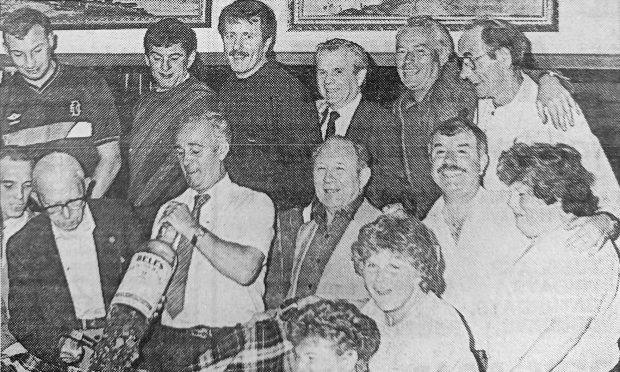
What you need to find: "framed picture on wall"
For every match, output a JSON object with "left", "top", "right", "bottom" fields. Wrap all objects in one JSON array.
[
  {"left": 289, "top": 0, "right": 558, "bottom": 31},
  {"left": 0, "top": 0, "right": 212, "bottom": 29}
]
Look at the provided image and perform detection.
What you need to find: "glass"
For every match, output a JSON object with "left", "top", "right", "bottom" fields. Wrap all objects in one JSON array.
[
  {"left": 42, "top": 197, "right": 86, "bottom": 215},
  {"left": 458, "top": 53, "right": 488, "bottom": 71}
]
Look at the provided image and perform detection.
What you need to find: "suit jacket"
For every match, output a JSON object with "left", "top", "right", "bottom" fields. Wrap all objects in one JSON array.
[
  {"left": 288, "top": 199, "right": 381, "bottom": 303},
  {"left": 6, "top": 199, "right": 141, "bottom": 366},
  {"left": 339, "top": 99, "right": 412, "bottom": 212}
]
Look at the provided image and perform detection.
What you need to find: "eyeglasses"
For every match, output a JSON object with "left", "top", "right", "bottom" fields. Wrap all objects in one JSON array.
[
  {"left": 40, "top": 181, "right": 94, "bottom": 215},
  {"left": 458, "top": 53, "right": 488, "bottom": 71}
]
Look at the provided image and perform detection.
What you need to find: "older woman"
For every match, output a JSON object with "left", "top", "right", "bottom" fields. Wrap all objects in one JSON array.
[
  {"left": 491, "top": 142, "right": 620, "bottom": 371},
  {"left": 287, "top": 299, "right": 380, "bottom": 372},
  {"left": 352, "top": 214, "right": 478, "bottom": 371}
]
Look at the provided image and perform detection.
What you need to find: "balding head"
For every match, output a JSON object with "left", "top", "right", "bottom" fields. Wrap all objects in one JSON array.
[{"left": 33, "top": 153, "right": 88, "bottom": 231}]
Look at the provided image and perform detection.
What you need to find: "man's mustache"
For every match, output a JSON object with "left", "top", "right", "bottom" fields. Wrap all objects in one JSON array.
[
  {"left": 228, "top": 50, "right": 249, "bottom": 58},
  {"left": 438, "top": 164, "right": 467, "bottom": 173}
]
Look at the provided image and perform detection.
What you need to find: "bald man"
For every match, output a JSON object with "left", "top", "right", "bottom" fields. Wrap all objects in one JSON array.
[{"left": 6, "top": 152, "right": 141, "bottom": 368}]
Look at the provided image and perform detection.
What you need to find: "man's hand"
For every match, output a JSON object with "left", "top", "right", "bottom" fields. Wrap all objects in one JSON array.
[
  {"left": 536, "top": 73, "right": 583, "bottom": 131},
  {"left": 566, "top": 214, "right": 614, "bottom": 255},
  {"left": 159, "top": 202, "right": 200, "bottom": 239},
  {"left": 382, "top": 203, "right": 407, "bottom": 218}
]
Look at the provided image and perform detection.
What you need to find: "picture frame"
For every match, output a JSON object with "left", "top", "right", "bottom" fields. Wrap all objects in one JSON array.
[
  {"left": 0, "top": 0, "right": 212, "bottom": 30},
  {"left": 289, "top": 0, "right": 558, "bottom": 31}
]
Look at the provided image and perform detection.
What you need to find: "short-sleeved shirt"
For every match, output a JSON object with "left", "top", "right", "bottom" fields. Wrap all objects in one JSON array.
[
  {"left": 0, "top": 63, "right": 121, "bottom": 174},
  {"left": 152, "top": 174, "right": 276, "bottom": 328}
]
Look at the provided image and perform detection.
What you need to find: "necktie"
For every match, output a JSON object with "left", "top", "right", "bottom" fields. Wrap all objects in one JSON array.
[
  {"left": 165, "top": 194, "right": 210, "bottom": 318},
  {"left": 324, "top": 110, "right": 340, "bottom": 139}
]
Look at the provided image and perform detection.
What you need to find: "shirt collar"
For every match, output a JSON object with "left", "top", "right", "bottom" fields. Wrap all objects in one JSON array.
[
  {"left": 52, "top": 203, "right": 96, "bottom": 239},
  {"left": 318, "top": 93, "right": 362, "bottom": 120},
  {"left": 311, "top": 194, "right": 364, "bottom": 224},
  {"left": 187, "top": 173, "right": 232, "bottom": 201}
]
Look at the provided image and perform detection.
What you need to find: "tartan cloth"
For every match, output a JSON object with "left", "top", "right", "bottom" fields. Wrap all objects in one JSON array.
[
  {"left": 184, "top": 317, "right": 294, "bottom": 372},
  {"left": 0, "top": 353, "right": 65, "bottom": 372}
]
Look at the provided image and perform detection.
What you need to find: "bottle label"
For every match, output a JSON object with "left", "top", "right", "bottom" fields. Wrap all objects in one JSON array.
[{"left": 111, "top": 252, "right": 173, "bottom": 318}]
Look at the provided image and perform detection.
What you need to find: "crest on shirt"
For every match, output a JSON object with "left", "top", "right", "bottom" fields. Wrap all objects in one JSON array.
[
  {"left": 7, "top": 112, "right": 21, "bottom": 126},
  {"left": 69, "top": 100, "right": 82, "bottom": 117}
]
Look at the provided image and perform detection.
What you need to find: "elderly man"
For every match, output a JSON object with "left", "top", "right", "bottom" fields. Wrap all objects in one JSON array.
[
  {"left": 0, "top": 8, "right": 121, "bottom": 198},
  {"left": 142, "top": 110, "right": 275, "bottom": 371},
  {"left": 314, "top": 38, "right": 410, "bottom": 211},
  {"left": 458, "top": 19, "right": 620, "bottom": 239},
  {"left": 394, "top": 16, "right": 579, "bottom": 218},
  {"left": 285, "top": 136, "right": 381, "bottom": 306},
  {"left": 128, "top": 18, "right": 218, "bottom": 233},
  {"left": 7, "top": 152, "right": 140, "bottom": 368},
  {"left": 491, "top": 142, "right": 620, "bottom": 370}
]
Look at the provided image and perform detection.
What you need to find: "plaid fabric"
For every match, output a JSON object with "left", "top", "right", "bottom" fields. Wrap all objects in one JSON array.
[
  {"left": 0, "top": 353, "right": 65, "bottom": 372},
  {"left": 185, "top": 317, "right": 294, "bottom": 372}
]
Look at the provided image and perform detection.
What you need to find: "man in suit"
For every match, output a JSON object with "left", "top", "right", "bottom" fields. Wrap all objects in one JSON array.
[
  {"left": 7, "top": 152, "right": 141, "bottom": 368},
  {"left": 285, "top": 136, "right": 382, "bottom": 307},
  {"left": 314, "top": 38, "right": 410, "bottom": 212}
]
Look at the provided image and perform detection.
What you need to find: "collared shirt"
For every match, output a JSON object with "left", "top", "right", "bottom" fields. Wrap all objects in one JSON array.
[
  {"left": 476, "top": 73, "right": 620, "bottom": 216},
  {"left": 316, "top": 93, "right": 362, "bottom": 139},
  {"left": 362, "top": 293, "right": 478, "bottom": 371},
  {"left": 424, "top": 188, "right": 529, "bottom": 350},
  {"left": 152, "top": 174, "right": 275, "bottom": 328},
  {"left": 289, "top": 196, "right": 364, "bottom": 299},
  {"left": 53, "top": 205, "right": 106, "bottom": 320},
  {"left": 489, "top": 228, "right": 620, "bottom": 370}
]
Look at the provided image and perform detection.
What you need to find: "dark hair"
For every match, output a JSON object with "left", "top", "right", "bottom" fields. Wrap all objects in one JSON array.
[
  {"left": 287, "top": 299, "right": 381, "bottom": 372},
  {"left": 430, "top": 114, "right": 488, "bottom": 157},
  {"left": 144, "top": 18, "right": 197, "bottom": 55},
  {"left": 497, "top": 142, "right": 599, "bottom": 216},
  {"left": 352, "top": 214, "right": 446, "bottom": 296},
  {"left": 312, "top": 136, "right": 370, "bottom": 172},
  {"left": 1, "top": 7, "right": 53, "bottom": 40},
  {"left": 218, "top": 0, "right": 277, "bottom": 54},
  {"left": 0, "top": 146, "right": 34, "bottom": 164},
  {"left": 316, "top": 38, "right": 369, "bottom": 73},
  {"left": 468, "top": 18, "right": 533, "bottom": 69}
]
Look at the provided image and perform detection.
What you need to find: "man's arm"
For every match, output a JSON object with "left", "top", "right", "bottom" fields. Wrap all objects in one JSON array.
[
  {"left": 160, "top": 195, "right": 275, "bottom": 286},
  {"left": 525, "top": 70, "right": 583, "bottom": 131},
  {"left": 91, "top": 141, "right": 121, "bottom": 198}
]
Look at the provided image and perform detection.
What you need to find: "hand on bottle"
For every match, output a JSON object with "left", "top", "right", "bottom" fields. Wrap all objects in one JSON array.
[{"left": 159, "top": 201, "right": 200, "bottom": 240}]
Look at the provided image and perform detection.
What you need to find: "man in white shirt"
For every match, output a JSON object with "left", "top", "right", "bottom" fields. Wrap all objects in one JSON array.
[
  {"left": 457, "top": 19, "right": 620, "bottom": 242},
  {"left": 142, "top": 109, "right": 275, "bottom": 371},
  {"left": 422, "top": 118, "right": 529, "bottom": 365},
  {"left": 7, "top": 152, "right": 140, "bottom": 368},
  {"left": 1, "top": 146, "right": 34, "bottom": 360}
]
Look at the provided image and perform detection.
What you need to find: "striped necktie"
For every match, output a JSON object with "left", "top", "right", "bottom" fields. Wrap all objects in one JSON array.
[{"left": 165, "top": 193, "right": 210, "bottom": 318}]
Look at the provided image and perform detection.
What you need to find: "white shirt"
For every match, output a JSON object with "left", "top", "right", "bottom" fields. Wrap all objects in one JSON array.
[
  {"left": 53, "top": 205, "right": 106, "bottom": 320},
  {"left": 424, "top": 188, "right": 529, "bottom": 350},
  {"left": 152, "top": 174, "right": 275, "bottom": 328},
  {"left": 363, "top": 294, "right": 478, "bottom": 372},
  {"left": 489, "top": 228, "right": 620, "bottom": 370},
  {"left": 316, "top": 93, "right": 362, "bottom": 139},
  {"left": 476, "top": 74, "right": 620, "bottom": 216}
]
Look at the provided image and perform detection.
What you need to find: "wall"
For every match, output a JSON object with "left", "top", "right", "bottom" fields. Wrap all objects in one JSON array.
[{"left": 1, "top": 0, "right": 619, "bottom": 61}]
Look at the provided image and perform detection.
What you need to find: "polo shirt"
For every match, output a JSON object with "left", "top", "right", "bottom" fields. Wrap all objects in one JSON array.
[
  {"left": 152, "top": 174, "right": 275, "bottom": 328},
  {"left": 0, "top": 63, "right": 121, "bottom": 174}
]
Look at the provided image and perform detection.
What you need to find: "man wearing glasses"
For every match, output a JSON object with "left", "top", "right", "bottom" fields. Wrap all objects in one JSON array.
[
  {"left": 393, "top": 16, "right": 579, "bottom": 218},
  {"left": 6, "top": 152, "right": 141, "bottom": 368}
]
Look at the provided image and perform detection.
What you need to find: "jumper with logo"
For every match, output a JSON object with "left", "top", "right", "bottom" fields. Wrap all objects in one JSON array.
[{"left": 0, "top": 63, "right": 120, "bottom": 175}]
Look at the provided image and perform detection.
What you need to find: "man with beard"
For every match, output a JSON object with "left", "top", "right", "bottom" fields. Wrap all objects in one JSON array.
[
  {"left": 394, "top": 16, "right": 580, "bottom": 218},
  {"left": 217, "top": 1, "right": 322, "bottom": 285}
]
